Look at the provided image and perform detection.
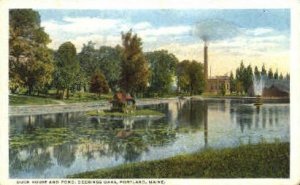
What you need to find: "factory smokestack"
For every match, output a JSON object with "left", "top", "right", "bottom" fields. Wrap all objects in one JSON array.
[{"left": 204, "top": 43, "right": 208, "bottom": 81}]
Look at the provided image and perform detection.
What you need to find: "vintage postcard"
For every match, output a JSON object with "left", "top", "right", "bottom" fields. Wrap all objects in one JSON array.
[{"left": 1, "top": 0, "right": 300, "bottom": 185}]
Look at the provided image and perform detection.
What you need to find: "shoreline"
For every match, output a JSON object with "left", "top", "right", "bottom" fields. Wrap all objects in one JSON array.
[
  {"left": 9, "top": 96, "right": 289, "bottom": 116},
  {"left": 69, "top": 142, "right": 289, "bottom": 178}
]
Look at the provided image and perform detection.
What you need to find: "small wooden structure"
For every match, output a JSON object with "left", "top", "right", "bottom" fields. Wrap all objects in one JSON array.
[{"left": 110, "top": 92, "right": 136, "bottom": 113}]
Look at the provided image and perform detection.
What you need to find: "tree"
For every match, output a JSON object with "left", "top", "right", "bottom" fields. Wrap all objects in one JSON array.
[
  {"left": 220, "top": 83, "right": 226, "bottom": 96},
  {"left": 176, "top": 60, "right": 191, "bottom": 93},
  {"left": 176, "top": 60, "right": 205, "bottom": 95},
  {"left": 235, "top": 62, "right": 252, "bottom": 94},
  {"left": 254, "top": 66, "right": 260, "bottom": 79},
  {"left": 229, "top": 71, "right": 236, "bottom": 94},
  {"left": 97, "top": 46, "right": 122, "bottom": 92},
  {"left": 279, "top": 73, "right": 284, "bottom": 80},
  {"left": 285, "top": 73, "right": 290, "bottom": 80},
  {"left": 53, "top": 42, "right": 80, "bottom": 99},
  {"left": 267, "top": 68, "right": 274, "bottom": 79},
  {"left": 78, "top": 41, "right": 98, "bottom": 91},
  {"left": 261, "top": 64, "right": 267, "bottom": 77},
  {"left": 89, "top": 69, "right": 109, "bottom": 97},
  {"left": 274, "top": 69, "right": 279, "bottom": 79},
  {"left": 188, "top": 61, "right": 205, "bottom": 95},
  {"left": 236, "top": 80, "right": 244, "bottom": 95},
  {"left": 244, "top": 65, "right": 253, "bottom": 93},
  {"left": 9, "top": 9, "right": 54, "bottom": 94},
  {"left": 119, "top": 30, "right": 150, "bottom": 96},
  {"left": 145, "top": 50, "right": 178, "bottom": 96}
]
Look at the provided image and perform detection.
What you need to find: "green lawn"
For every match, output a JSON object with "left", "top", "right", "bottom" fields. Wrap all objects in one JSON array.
[
  {"left": 69, "top": 142, "right": 289, "bottom": 178},
  {"left": 9, "top": 95, "right": 58, "bottom": 105},
  {"left": 9, "top": 92, "right": 113, "bottom": 105},
  {"left": 61, "top": 92, "right": 113, "bottom": 103}
]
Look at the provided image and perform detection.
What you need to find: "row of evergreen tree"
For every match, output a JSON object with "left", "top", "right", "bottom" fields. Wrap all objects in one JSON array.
[{"left": 229, "top": 62, "right": 290, "bottom": 95}]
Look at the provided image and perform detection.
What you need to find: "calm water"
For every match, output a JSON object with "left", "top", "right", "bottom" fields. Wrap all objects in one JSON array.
[{"left": 9, "top": 99, "right": 290, "bottom": 178}]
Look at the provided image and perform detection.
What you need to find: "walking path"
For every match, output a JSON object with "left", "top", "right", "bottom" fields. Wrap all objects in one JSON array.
[{"left": 9, "top": 98, "right": 180, "bottom": 116}]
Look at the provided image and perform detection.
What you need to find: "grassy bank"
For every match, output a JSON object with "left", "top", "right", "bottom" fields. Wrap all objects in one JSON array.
[
  {"left": 69, "top": 142, "right": 289, "bottom": 178},
  {"left": 86, "top": 109, "right": 165, "bottom": 117},
  {"left": 9, "top": 93, "right": 113, "bottom": 105},
  {"left": 9, "top": 95, "right": 59, "bottom": 105}
]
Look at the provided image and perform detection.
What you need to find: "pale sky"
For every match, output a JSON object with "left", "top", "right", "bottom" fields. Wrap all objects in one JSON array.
[{"left": 38, "top": 9, "right": 290, "bottom": 76}]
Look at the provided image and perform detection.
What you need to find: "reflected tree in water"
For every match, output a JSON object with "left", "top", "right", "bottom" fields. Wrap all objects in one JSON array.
[
  {"left": 53, "top": 143, "right": 77, "bottom": 167},
  {"left": 10, "top": 147, "right": 53, "bottom": 177}
]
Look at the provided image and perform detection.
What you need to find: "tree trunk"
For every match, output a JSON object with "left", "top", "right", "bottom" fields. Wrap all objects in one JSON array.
[
  {"left": 28, "top": 85, "right": 33, "bottom": 95},
  {"left": 66, "top": 88, "right": 70, "bottom": 99}
]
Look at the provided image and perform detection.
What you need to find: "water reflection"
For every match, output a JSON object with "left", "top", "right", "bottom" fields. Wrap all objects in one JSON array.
[{"left": 9, "top": 99, "right": 289, "bottom": 178}]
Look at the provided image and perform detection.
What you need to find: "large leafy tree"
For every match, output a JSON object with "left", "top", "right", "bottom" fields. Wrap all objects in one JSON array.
[
  {"left": 188, "top": 60, "right": 205, "bottom": 95},
  {"left": 78, "top": 42, "right": 122, "bottom": 92},
  {"left": 89, "top": 69, "right": 109, "bottom": 97},
  {"left": 9, "top": 9, "right": 54, "bottom": 94},
  {"left": 78, "top": 41, "right": 98, "bottom": 91},
  {"left": 97, "top": 45, "right": 122, "bottom": 92},
  {"left": 176, "top": 60, "right": 190, "bottom": 93},
  {"left": 119, "top": 30, "right": 150, "bottom": 96},
  {"left": 176, "top": 60, "right": 205, "bottom": 95},
  {"left": 145, "top": 50, "right": 178, "bottom": 96},
  {"left": 53, "top": 42, "right": 80, "bottom": 99}
]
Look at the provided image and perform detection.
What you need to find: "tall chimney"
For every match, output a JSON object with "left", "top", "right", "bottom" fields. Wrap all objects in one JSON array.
[{"left": 204, "top": 44, "right": 208, "bottom": 81}]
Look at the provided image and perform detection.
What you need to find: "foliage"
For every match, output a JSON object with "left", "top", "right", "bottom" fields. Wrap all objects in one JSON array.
[
  {"left": 268, "top": 68, "right": 274, "bottom": 79},
  {"left": 254, "top": 66, "right": 260, "bottom": 79},
  {"left": 274, "top": 69, "right": 279, "bottom": 79},
  {"left": 261, "top": 64, "right": 267, "bottom": 76},
  {"left": 97, "top": 46, "right": 122, "bottom": 92},
  {"left": 89, "top": 69, "right": 109, "bottom": 96},
  {"left": 119, "top": 30, "right": 150, "bottom": 96},
  {"left": 229, "top": 72, "right": 236, "bottom": 94},
  {"left": 176, "top": 60, "right": 190, "bottom": 93},
  {"left": 145, "top": 50, "right": 178, "bottom": 96},
  {"left": 69, "top": 142, "right": 289, "bottom": 178},
  {"left": 188, "top": 61, "right": 205, "bottom": 95},
  {"left": 78, "top": 41, "right": 98, "bottom": 79},
  {"left": 78, "top": 42, "right": 122, "bottom": 92},
  {"left": 77, "top": 41, "right": 98, "bottom": 91},
  {"left": 235, "top": 62, "right": 253, "bottom": 95},
  {"left": 235, "top": 80, "right": 244, "bottom": 95},
  {"left": 279, "top": 73, "right": 284, "bottom": 80},
  {"left": 176, "top": 60, "right": 205, "bottom": 95},
  {"left": 53, "top": 42, "right": 80, "bottom": 99},
  {"left": 220, "top": 83, "right": 226, "bottom": 96},
  {"left": 9, "top": 9, "right": 54, "bottom": 95}
]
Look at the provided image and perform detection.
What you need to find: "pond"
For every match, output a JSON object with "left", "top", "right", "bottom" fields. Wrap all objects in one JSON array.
[{"left": 9, "top": 98, "right": 290, "bottom": 178}]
